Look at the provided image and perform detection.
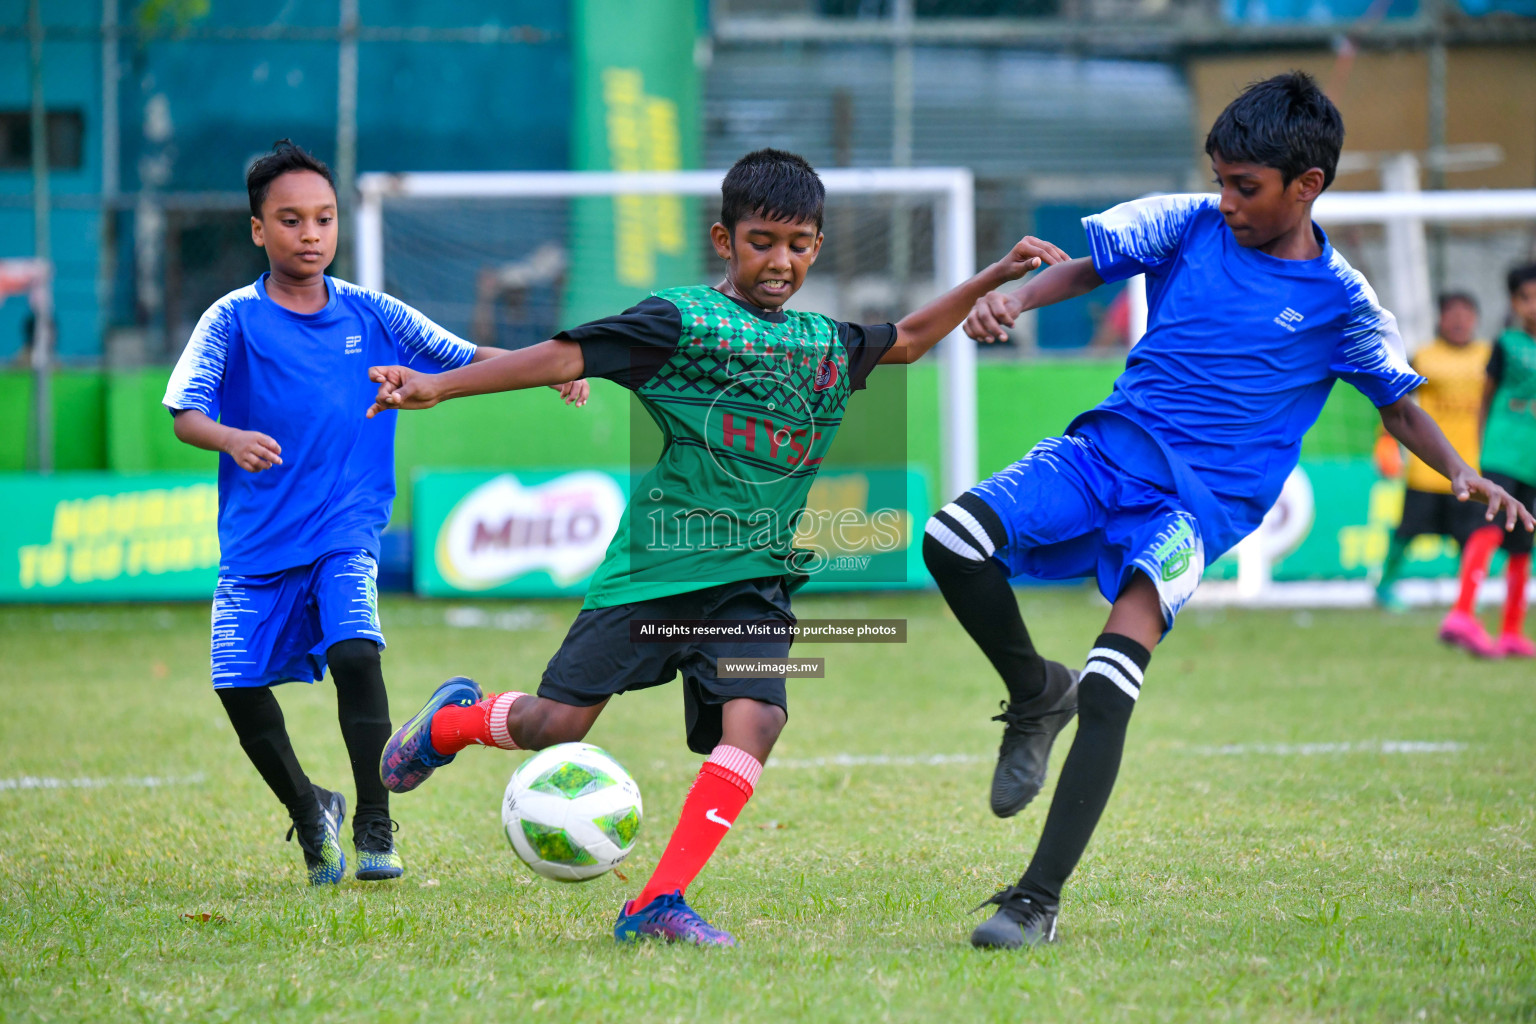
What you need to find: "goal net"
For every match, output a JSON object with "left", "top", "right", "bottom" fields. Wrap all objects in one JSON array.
[{"left": 355, "top": 168, "right": 979, "bottom": 502}]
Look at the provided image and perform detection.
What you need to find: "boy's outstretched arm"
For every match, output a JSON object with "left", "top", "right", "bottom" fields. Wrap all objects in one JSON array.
[
  {"left": 1380, "top": 397, "right": 1534, "bottom": 531},
  {"left": 880, "top": 236, "right": 1072, "bottom": 365},
  {"left": 367, "top": 338, "right": 584, "bottom": 418},
  {"left": 964, "top": 256, "right": 1105, "bottom": 344},
  {"left": 470, "top": 345, "right": 588, "bottom": 406}
]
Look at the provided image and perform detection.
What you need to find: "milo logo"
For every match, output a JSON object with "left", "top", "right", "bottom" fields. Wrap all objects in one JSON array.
[{"left": 436, "top": 472, "right": 626, "bottom": 590}]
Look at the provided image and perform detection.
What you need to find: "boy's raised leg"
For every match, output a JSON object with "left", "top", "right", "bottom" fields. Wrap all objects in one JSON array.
[
  {"left": 923, "top": 498, "right": 1079, "bottom": 818},
  {"left": 972, "top": 574, "right": 1161, "bottom": 949},
  {"left": 383, "top": 688, "right": 609, "bottom": 795},
  {"left": 379, "top": 677, "right": 484, "bottom": 793}
]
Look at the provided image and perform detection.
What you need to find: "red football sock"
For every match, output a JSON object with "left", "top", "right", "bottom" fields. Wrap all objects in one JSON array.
[
  {"left": 429, "top": 691, "right": 525, "bottom": 755},
  {"left": 1454, "top": 526, "right": 1503, "bottom": 616},
  {"left": 633, "top": 745, "right": 761, "bottom": 911},
  {"left": 1502, "top": 553, "right": 1529, "bottom": 637}
]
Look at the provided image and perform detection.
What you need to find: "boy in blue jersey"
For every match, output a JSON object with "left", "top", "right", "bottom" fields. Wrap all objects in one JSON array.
[
  {"left": 922, "top": 73, "right": 1535, "bottom": 949},
  {"left": 164, "top": 141, "right": 585, "bottom": 885}
]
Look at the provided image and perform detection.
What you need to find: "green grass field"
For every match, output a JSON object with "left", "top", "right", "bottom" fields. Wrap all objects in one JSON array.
[{"left": 2, "top": 591, "right": 1532, "bottom": 1023}]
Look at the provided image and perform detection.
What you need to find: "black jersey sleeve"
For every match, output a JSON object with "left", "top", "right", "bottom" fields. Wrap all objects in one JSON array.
[
  {"left": 835, "top": 321, "right": 898, "bottom": 390},
  {"left": 1487, "top": 340, "right": 1505, "bottom": 385},
  {"left": 556, "top": 295, "right": 682, "bottom": 390}
]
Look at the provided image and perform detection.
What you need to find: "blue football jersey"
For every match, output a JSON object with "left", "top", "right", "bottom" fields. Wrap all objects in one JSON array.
[
  {"left": 164, "top": 274, "right": 476, "bottom": 575},
  {"left": 1074, "top": 194, "right": 1424, "bottom": 559}
]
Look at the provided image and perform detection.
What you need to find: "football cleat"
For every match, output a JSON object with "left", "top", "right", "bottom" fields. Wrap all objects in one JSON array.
[
  {"left": 1496, "top": 632, "right": 1536, "bottom": 658},
  {"left": 287, "top": 785, "right": 347, "bottom": 886},
  {"left": 353, "top": 816, "right": 404, "bottom": 881},
  {"left": 990, "top": 661, "right": 1079, "bottom": 818},
  {"left": 614, "top": 891, "right": 735, "bottom": 947},
  {"left": 970, "top": 886, "right": 1059, "bottom": 949},
  {"left": 380, "top": 676, "right": 483, "bottom": 793},
  {"left": 1438, "top": 611, "right": 1500, "bottom": 659}
]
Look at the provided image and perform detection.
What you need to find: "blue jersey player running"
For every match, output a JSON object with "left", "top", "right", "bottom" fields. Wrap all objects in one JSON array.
[
  {"left": 921, "top": 73, "right": 1535, "bottom": 949},
  {"left": 164, "top": 140, "right": 585, "bottom": 885}
]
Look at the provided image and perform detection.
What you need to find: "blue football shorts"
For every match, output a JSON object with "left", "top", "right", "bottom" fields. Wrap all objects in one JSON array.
[
  {"left": 965, "top": 434, "right": 1205, "bottom": 632},
  {"left": 209, "top": 549, "right": 386, "bottom": 689}
]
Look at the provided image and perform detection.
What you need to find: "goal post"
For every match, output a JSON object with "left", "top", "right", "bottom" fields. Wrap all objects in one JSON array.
[{"left": 355, "top": 167, "right": 978, "bottom": 499}]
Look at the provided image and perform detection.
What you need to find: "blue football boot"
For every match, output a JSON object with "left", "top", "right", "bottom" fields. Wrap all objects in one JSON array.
[
  {"left": 614, "top": 891, "right": 735, "bottom": 947},
  {"left": 380, "top": 676, "right": 482, "bottom": 794}
]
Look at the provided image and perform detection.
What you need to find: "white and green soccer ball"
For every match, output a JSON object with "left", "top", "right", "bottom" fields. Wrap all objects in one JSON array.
[{"left": 502, "top": 742, "right": 643, "bottom": 882}]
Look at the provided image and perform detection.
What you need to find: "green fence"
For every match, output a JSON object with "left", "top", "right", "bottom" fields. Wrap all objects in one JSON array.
[{"left": 0, "top": 361, "right": 1383, "bottom": 517}]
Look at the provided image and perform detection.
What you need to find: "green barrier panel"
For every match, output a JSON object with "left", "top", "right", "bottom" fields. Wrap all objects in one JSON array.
[
  {"left": 0, "top": 373, "right": 29, "bottom": 472},
  {"left": 0, "top": 371, "right": 109, "bottom": 472},
  {"left": 106, "top": 369, "right": 217, "bottom": 474},
  {"left": 414, "top": 466, "right": 929, "bottom": 598},
  {"left": 797, "top": 467, "right": 930, "bottom": 593},
  {"left": 0, "top": 360, "right": 1385, "bottom": 522},
  {"left": 0, "top": 472, "right": 219, "bottom": 602},
  {"left": 562, "top": 0, "right": 703, "bottom": 327},
  {"left": 1206, "top": 457, "right": 1463, "bottom": 581}
]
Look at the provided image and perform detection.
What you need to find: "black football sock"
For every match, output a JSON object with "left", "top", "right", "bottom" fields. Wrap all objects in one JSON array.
[
  {"left": 217, "top": 685, "right": 319, "bottom": 828},
  {"left": 327, "top": 639, "right": 392, "bottom": 828},
  {"left": 923, "top": 493, "right": 1047, "bottom": 706},
  {"left": 1018, "top": 633, "right": 1150, "bottom": 906}
]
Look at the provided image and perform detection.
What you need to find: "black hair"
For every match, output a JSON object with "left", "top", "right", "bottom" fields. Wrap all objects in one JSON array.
[
  {"left": 1204, "top": 72, "right": 1344, "bottom": 191},
  {"left": 1438, "top": 291, "right": 1479, "bottom": 314},
  {"left": 1508, "top": 262, "right": 1536, "bottom": 296},
  {"left": 720, "top": 148, "right": 825, "bottom": 233},
  {"left": 246, "top": 139, "right": 335, "bottom": 217}
]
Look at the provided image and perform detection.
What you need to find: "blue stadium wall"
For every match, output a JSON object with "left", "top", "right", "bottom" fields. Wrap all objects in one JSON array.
[{"left": 0, "top": 0, "right": 573, "bottom": 364}]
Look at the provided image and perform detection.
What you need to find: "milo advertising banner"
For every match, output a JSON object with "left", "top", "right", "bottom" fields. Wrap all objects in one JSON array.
[
  {"left": 415, "top": 470, "right": 629, "bottom": 598},
  {"left": 1205, "top": 457, "right": 1463, "bottom": 581},
  {"left": 0, "top": 473, "right": 219, "bottom": 602},
  {"left": 413, "top": 468, "right": 928, "bottom": 598}
]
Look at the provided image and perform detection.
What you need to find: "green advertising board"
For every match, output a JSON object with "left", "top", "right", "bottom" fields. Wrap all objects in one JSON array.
[
  {"left": 1206, "top": 457, "right": 1464, "bottom": 581},
  {"left": 413, "top": 467, "right": 930, "bottom": 599},
  {"left": 0, "top": 473, "right": 219, "bottom": 602},
  {"left": 562, "top": 0, "right": 704, "bottom": 327}
]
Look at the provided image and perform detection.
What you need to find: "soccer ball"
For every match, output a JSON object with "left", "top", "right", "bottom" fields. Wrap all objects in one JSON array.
[{"left": 501, "top": 742, "right": 643, "bottom": 882}]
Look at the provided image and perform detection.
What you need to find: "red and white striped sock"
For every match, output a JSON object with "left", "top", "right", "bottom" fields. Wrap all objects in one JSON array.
[
  {"left": 632, "top": 745, "right": 762, "bottom": 911},
  {"left": 429, "top": 691, "right": 526, "bottom": 755}
]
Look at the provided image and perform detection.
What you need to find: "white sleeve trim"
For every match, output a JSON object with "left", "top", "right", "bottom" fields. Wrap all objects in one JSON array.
[{"left": 162, "top": 286, "right": 255, "bottom": 414}]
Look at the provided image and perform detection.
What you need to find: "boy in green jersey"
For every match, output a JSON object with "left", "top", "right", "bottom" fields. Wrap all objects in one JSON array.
[
  {"left": 1442, "top": 262, "right": 1536, "bottom": 658},
  {"left": 370, "top": 149, "right": 1065, "bottom": 945}
]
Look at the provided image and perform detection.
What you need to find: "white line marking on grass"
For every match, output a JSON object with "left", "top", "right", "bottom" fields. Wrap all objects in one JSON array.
[
  {"left": 765, "top": 754, "right": 985, "bottom": 769},
  {"left": 762, "top": 741, "right": 1469, "bottom": 770},
  {"left": 1188, "top": 741, "right": 1466, "bottom": 756},
  {"left": 0, "top": 772, "right": 207, "bottom": 792},
  {"left": 442, "top": 606, "right": 545, "bottom": 631}
]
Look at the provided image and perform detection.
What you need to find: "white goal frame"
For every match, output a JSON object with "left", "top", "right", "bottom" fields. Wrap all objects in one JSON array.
[{"left": 356, "top": 168, "right": 979, "bottom": 499}]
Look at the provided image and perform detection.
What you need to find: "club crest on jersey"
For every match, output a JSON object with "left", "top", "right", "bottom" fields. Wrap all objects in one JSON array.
[{"left": 813, "top": 358, "right": 839, "bottom": 392}]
